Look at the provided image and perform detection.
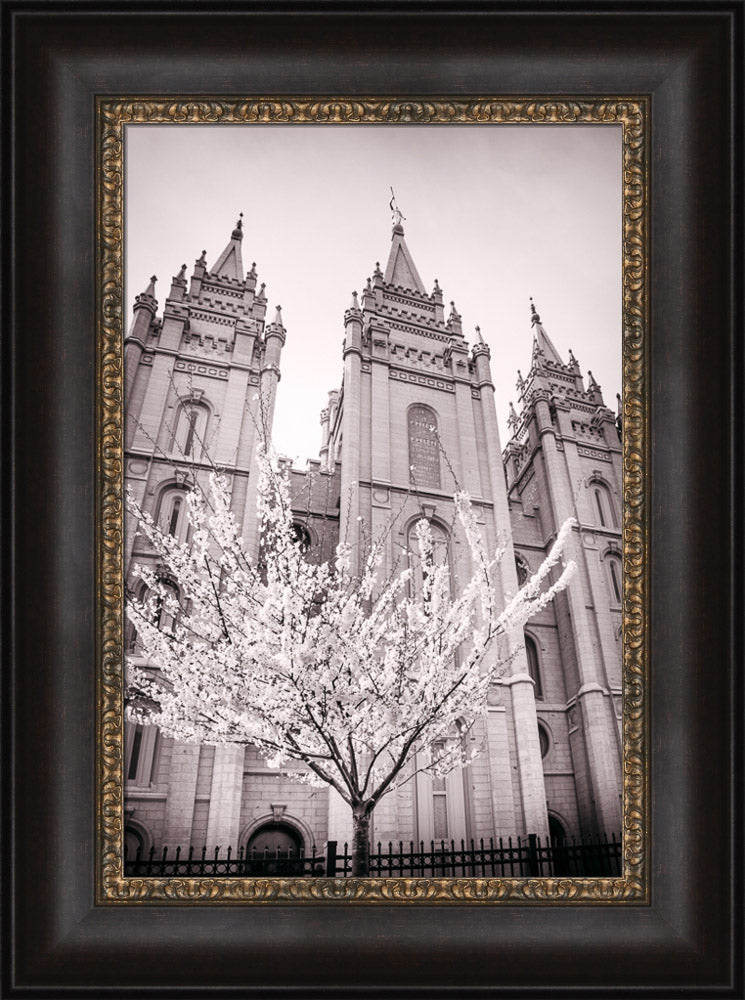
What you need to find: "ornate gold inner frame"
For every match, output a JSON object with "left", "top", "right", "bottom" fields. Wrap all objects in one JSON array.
[{"left": 97, "top": 98, "right": 648, "bottom": 904}]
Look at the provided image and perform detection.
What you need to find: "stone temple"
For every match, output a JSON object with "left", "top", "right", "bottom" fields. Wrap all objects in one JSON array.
[{"left": 123, "top": 213, "right": 624, "bottom": 860}]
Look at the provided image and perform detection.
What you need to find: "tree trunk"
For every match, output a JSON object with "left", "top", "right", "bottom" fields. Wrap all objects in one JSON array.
[{"left": 351, "top": 805, "right": 371, "bottom": 877}]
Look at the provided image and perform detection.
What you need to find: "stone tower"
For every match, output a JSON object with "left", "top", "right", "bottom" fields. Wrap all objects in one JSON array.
[
  {"left": 503, "top": 300, "right": 624, "bottom": 839},
  {"left": 320, "top": 218, "right": 552, "bottom": 846},
  {"left": 123, "top": 217, "right": 288, "bottom": 854}
]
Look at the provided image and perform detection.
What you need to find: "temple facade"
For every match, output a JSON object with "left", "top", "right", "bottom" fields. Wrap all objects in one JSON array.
[{"left": 123, "top": 215, "right": 623, "bottom": 860}]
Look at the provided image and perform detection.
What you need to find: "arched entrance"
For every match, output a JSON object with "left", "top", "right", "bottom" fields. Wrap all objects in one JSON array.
[
  {"left": 123, "top": 818, "right": 152, "bottom": 875},
  {"left": 548, "top": 814, "right": 572, "bottom": 876},
  {"left": 243, "top": 822, "right": 309, "bottom": 875},
  {"left": 246, "top": 822, "right": 303, "bottom": 858},
  {"left": 548, "top": 814, "right": 567, "bottom": 844}
]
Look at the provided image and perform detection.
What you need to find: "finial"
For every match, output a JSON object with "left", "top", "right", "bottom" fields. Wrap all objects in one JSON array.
[
  {"left": 434, "top": 278, "right": 440, "bottom": 290},
  {"left": 200, "top": 249, "right": 206, "bottom": 260},
  {"left": 178, "top": 263, "right": 187, "bottom": 278},
  {"left": 389, "top": 186, "right": 406, "bottom": 233},
  {"left": 231, "top": 213, "right": 244, "bottom": 239},
  {"left": 350, "top": 291, "right": 360, "bottom": 310},
  {"left": 508, "top": 401, "right": 519, "bottom": 428},
  {"left": 530, "top": 297, "right": 541, "bottom": 326},
  {"left": 475, "top": 325, "right": 484, "bottom": 344}
]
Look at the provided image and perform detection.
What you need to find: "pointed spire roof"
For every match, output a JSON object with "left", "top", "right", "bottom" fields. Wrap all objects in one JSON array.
[
  {"left": 211, "top": 214, "right": 244, "bottom": 280},
  {"left": 268, "top": 304, "right": 285, "bottom": 329},
  {"left": 133, "top": 274, "right": 158, "bottom": 314},
  {"left": 383, "top": 221, "right": 425, "bottom": 293},
  {"left": 529, "top": 298, "right": 564, "bottom": 367}
]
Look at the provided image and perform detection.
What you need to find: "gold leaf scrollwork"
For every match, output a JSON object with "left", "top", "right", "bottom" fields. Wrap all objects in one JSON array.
[{"left": 97, "top": 96, "right": 648, "bottom": 904}]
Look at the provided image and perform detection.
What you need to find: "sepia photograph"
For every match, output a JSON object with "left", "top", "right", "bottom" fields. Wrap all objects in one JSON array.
[{"left": 121, "top": 121, "right": 625, "bottom": 883}]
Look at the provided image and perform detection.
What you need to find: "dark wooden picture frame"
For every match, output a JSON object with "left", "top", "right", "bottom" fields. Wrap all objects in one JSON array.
[{"left": 3, "top": 2, "right": 742, "bottom": 994}]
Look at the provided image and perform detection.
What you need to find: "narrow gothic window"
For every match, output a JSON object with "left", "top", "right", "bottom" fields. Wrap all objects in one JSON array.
[
  {"left": 408, "top": 405, "right": 441, "bottom": 489},
  {"left": 524, "top": 634, "right": 543, "bottom": 700},
  {"left": 174, "top": 401, "right": 209, "bottom": 460},
  {"left": 125, "top": 722, "right": 159, "bottom": 788},
  {"left": 591, "top": 479, "right": 616, "bottom": 529},
  {"left": 168, "top": 497, "right": 182, "bottom": 536},
  {"left": 149, "top": 579, "right": 180, "bottom": 633},
  {"left": 431, "top": 741, "right": 449, "bottom": 841},
  {"left": 594, "top": 488, "right": 607, "bottom": 526},
  {"left": 127, "top": 725, "right": 144, "bottom": 781},
  {"left": 183, "top": 410, "right": 198, "bottom": 456},
  {"left": 408, "top": 519, "right": 450, "bottom": 598},
  {"left": 158, "top": 488, "right": 189, "bottom": 542},
  {"left": 607, "top": 555, "right": 622, "bottom": 605},
  {"left": 515, "top": 554, "right": 529, "bottom": 586},
  {"left": 538, "top": 722, "right": 550, "bottom": 759}
]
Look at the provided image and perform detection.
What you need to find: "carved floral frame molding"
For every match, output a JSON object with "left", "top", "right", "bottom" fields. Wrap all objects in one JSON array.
[{"left": 97, "top": 97, "right": 648, "bottom": 904}]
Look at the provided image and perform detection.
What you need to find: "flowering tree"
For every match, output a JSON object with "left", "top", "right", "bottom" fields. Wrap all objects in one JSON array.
[{"left": 126, "top": 451, "right": 575, "bottom": 876}]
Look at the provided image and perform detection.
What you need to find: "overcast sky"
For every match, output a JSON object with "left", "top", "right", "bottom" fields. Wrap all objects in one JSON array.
[{"left": 125, "top": 124, "right": 622, "bottom": 466}]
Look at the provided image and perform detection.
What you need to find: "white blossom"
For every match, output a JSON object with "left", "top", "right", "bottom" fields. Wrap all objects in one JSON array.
[{"left": 126, "top": 448, "right": 576, "bottom": 870}]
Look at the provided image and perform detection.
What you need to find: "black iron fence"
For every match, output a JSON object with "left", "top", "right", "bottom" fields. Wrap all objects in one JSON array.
[
  {"left": 332, "top": 833, "right": 622, "bottom": 877},
  {"left": 125, "top": 833, "right": 621, "bottom": 878},
  {"left": 124, "top": 843, "right": 326, "bottom": 878}
]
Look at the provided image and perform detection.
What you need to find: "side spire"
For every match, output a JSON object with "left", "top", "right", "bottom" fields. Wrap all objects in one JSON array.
[
  {"left": 212, "top": 213, "right": 245, "bottom": 280},
  {"left": 529, "top": 297, "right": 564, "bottom": 367}
]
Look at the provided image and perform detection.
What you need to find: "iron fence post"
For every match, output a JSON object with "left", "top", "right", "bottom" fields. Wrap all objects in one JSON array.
[{"left": 325, "top": 840, "right": 337, "bottom": 877}]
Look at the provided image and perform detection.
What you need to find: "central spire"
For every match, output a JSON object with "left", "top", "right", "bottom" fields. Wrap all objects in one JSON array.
[
  {"left": 383, "top": 192, "right": 425, "bottom": 293},
  {"left": 529, "top": 297, "right": 564, "bottom": 367}
]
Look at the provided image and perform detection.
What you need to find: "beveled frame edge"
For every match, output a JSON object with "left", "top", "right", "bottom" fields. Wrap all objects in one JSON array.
[{"left": 96, "top": 96, "right": 648, "bottom": 905}]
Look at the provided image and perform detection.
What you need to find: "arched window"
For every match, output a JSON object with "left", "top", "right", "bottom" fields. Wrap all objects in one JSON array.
[
  {"left": 590, "top": 479, "right": 617, "bottom": 529},
  {"left": 408, "top": 404, "right": 441, "bottom": 489},
  {"left": 290, "top": 523, "right": 312, "bottom": 552},
  {"left": 407, "top": 518, "right": 451, "bottom": 597},
  {"left": 157, "top": 486, "right": 189, "bottom": 542},
  {"left": 173, "top": 399, "right": 210, "bottom": 460},
  {"left": 606, "top": 552, "right": 622, "bottom": 606},
  {"left": 152, "top": 578, "right": 180, "bottom": 633},
  {"left": 524, "top": 633, "right": 543, "bottom": 700},
  {"left": 515, "top": 553, "right": 529, "bottom": 586}
]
